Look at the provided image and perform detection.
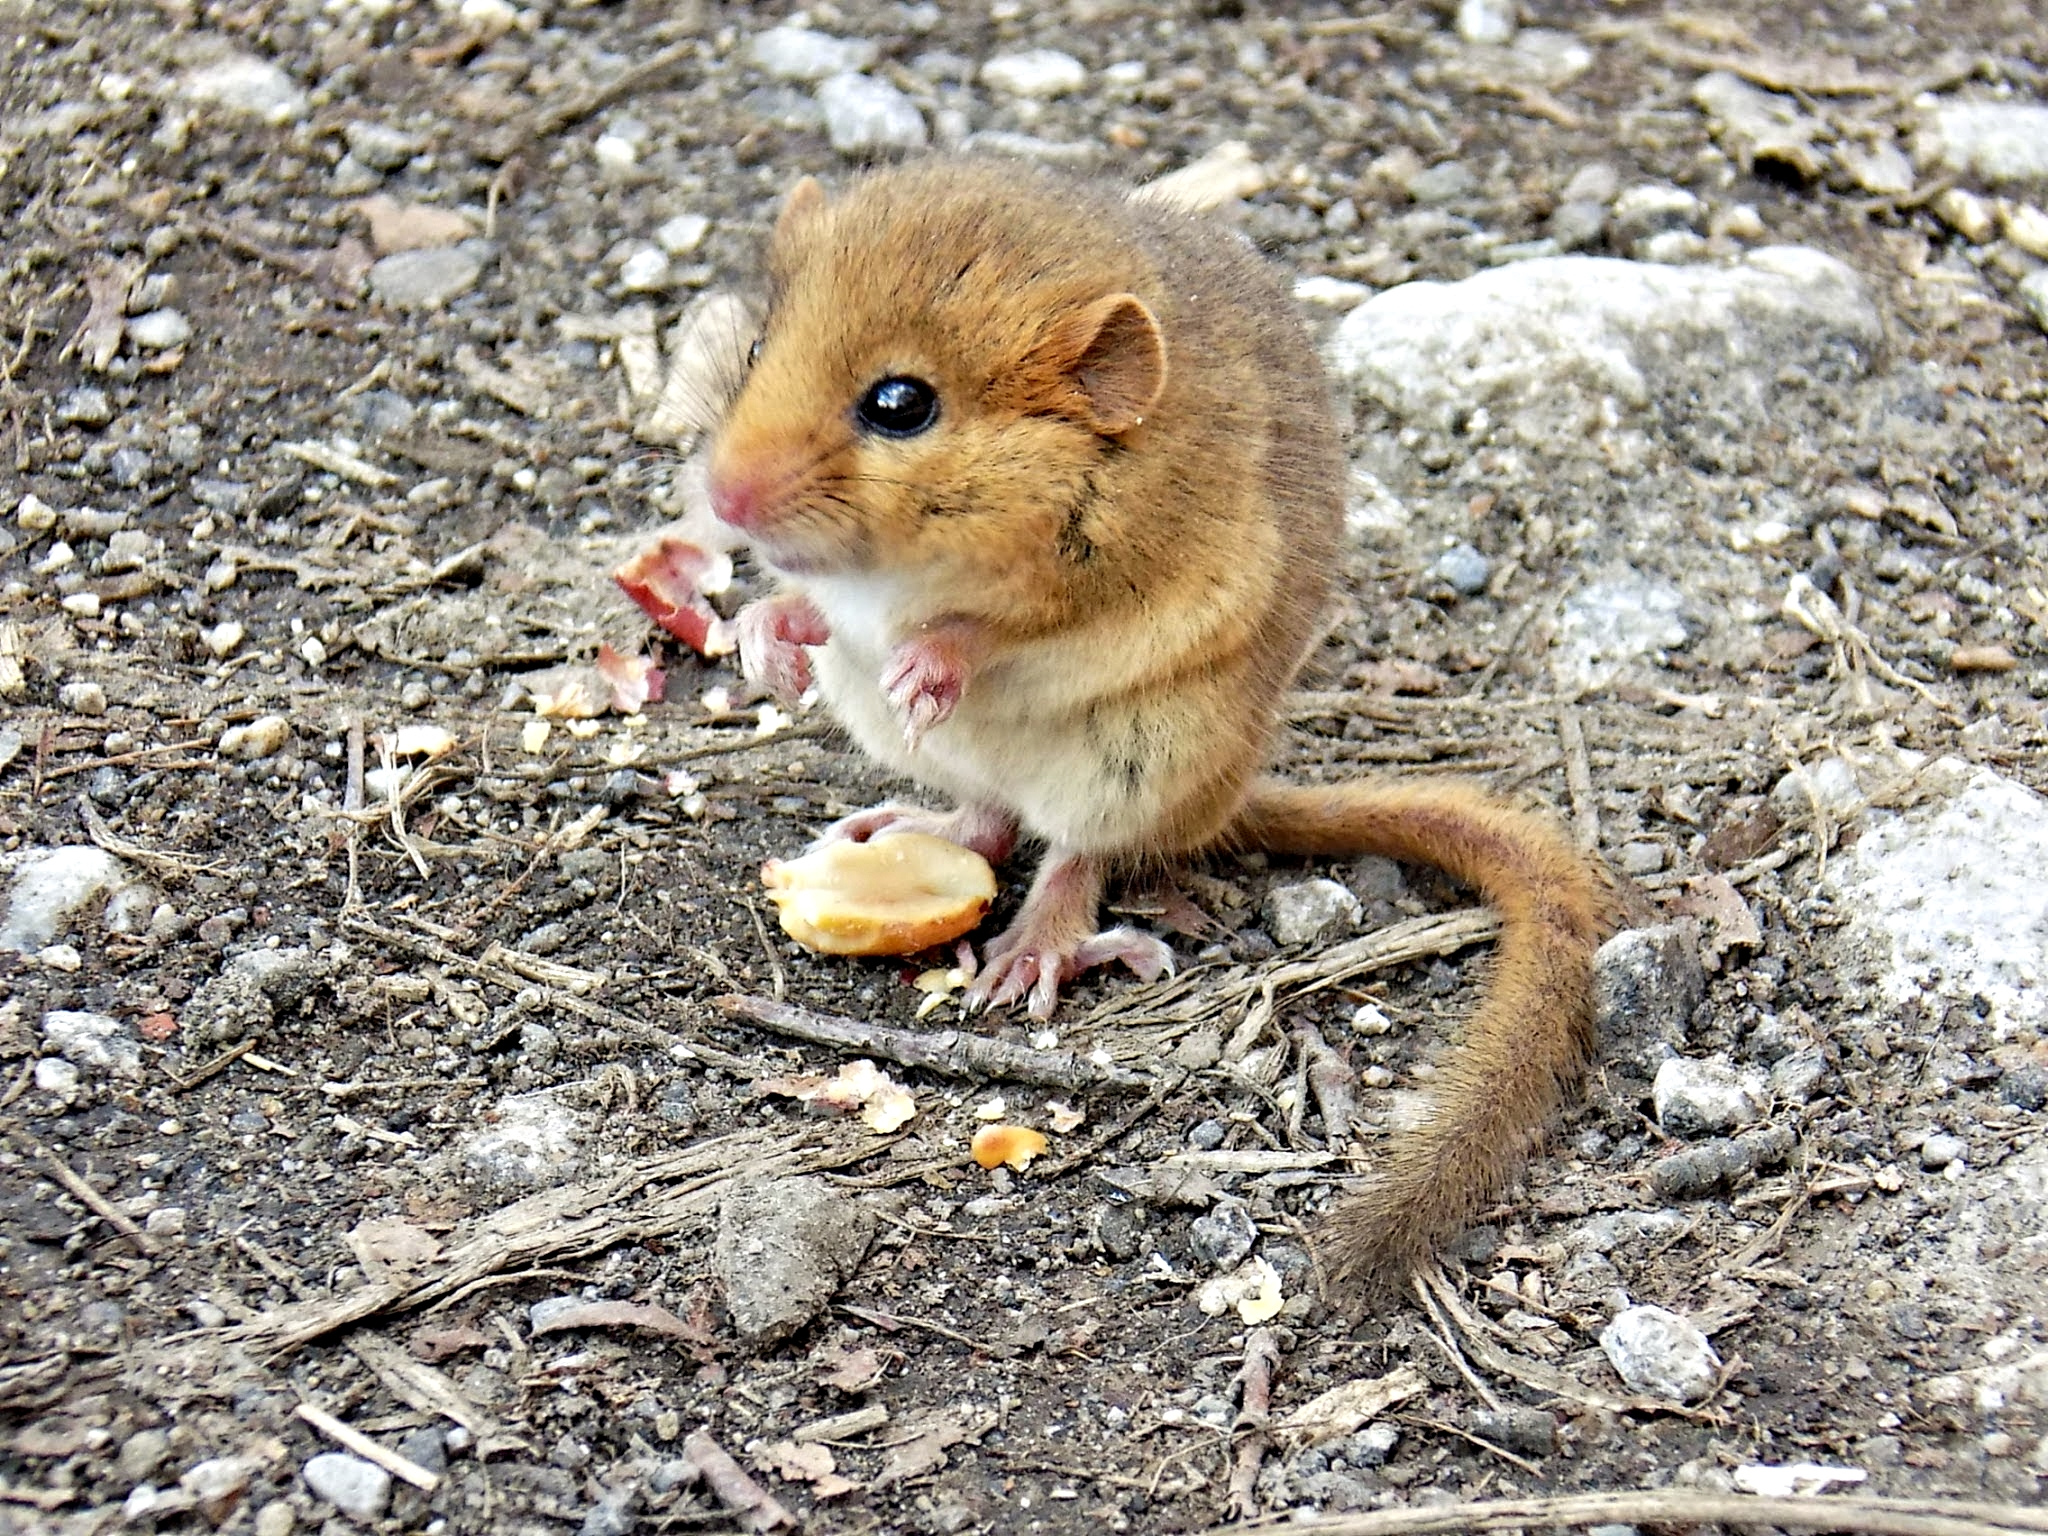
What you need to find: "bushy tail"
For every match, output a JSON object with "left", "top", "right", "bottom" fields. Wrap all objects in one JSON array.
[{"left": 1231, "top": 778, "right": 1607, "bottom": 1302}]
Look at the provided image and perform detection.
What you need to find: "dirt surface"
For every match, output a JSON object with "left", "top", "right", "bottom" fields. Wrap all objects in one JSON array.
[{"left": 2, "top": 1, "right": 2047, "bottom": 1532}]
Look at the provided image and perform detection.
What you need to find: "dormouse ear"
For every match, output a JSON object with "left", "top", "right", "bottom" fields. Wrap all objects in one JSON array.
[
  {"left": 1068, "top": 294, "right": 1166, "bottom": 435},
  {"left": 772, "top": 176, "right": 827, "bottom": 250}
]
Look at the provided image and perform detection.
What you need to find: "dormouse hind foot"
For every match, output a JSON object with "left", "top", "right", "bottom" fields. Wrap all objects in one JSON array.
[
  {"left": 812, "top": 801, "right": 1018, "bottom": 864},
  {"left": 963, "top": 851, "right": 1174, "bottom": 1019}
]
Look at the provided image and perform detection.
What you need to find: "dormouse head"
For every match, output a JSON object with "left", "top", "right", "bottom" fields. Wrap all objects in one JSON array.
[{"left": 707, "top": 161, "right": 1168, "bottom": 581}]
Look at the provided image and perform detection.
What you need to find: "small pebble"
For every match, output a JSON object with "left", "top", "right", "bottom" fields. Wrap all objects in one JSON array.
[
  {"left": 303, "top": 1453, "right": 392, "bottom": 1522},
  {"left": 1918, "top": 1131, "right": 1966, "bottom": 1170},
  {"left": 981, "top": 50, "right": 1087, "bottom": 98},
  {"left": 1262, "top": 878, "right": 1362, "bottom": 947},
  {"left": 1430, "top": 542, "right": 1491, "bottom": 594},
  {"left": 655, "top": 213, "right": 710, "bottom": 256},
  {"left": 200, "top": 621, "right": 245, "bottom": 659},
  {"left": 1188, "top": 1201, "right": 1258, "bottom": 1269},
  {"left": 128, "top": 309, "right": 193, "bottom": 351},
  {"left": 57, "top": 386, "right": 114, "bottom": 426},
  {"left": 180, "top": 54, "right": 308, "bottom": 124},
  {"left": 343, "top": 120, "right": 420, "bottom": 171},
  {"left": 1455, "top": 0, "right": 1517, "bottom": 45},
  {"left": 1600, "top": 1304, "right": 1721, "bottom": 1403},
  {"left": 59, "top": 681, "right": 108, "bottom": 715},
  {"left": 1653, "top": 1056, "right": 1769, "bottom": 1137},
  {"left": 816, "top": 73, "right": 927, "bottom": 154},
  {"left": 218, "top": 715, "right": 292, "bottom": 761},
  {"left": 368, "top": 247, "right": 484, "bottom": 310},
  {"left": 618, "top": 246, "right": 671, "bottom": 291},
  {"left": 749, "top": 26, "right": 878, "bottom": 82}
]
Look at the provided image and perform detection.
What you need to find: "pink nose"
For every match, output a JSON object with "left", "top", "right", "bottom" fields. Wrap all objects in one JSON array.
[{"left": 710, "top": 473, "right": 763, "bottom": 532}]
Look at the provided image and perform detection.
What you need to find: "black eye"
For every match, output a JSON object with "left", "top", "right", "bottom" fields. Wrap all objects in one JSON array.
[
  {"left": 855, "top": 376, "right": 939, "bottom": 438},
  {"left": 747, "top": 336, "right": 764, "bottom": 368}
]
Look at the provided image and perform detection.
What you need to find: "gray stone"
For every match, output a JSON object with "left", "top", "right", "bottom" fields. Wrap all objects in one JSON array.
[
  {"left": 1839, "top": 139, "right": 1916, "bottom": 197},
  {"left": 654, "top": 213, "right": 710, "bottom": 256},
  {"left": 816, "top": 73, "right": 927, "bottom": 154},
  {"left": 1408, "top": 160, "right": 1477, "bottom": 203},
  {"left": 1547, "top": 199, "right": 1607, "bottom": 250},
  {"left": 56, "top": 385, "right": 114, "bottom": 426},
  {"left": 1328, "top": 248, "right": 1880, "bottom": 443},
  {"left": 1263, "top": 878, "right": 1362, "bottom": 947},
  {"left": 1653, "top": 1056, "right": 1769, "bottom": 1137},
  {"left": 181, "top": 1455, "right": 262, "bottom": 1524},
  {"left": 1341, "top": 1421, "right": 1400, "bottom": 1466},
  {"left": 368, "top": 247, "right": 484, "bottom": 310},
  {"left": 1429, "top": 542, "right": 1491, "bottom": 595},
  {"left": 43, "top": 1010, "right": 142, "bottom": 1076},
  {"left": 1555, "top": 572, "right": 1688, "bottom": 691},
  {"left": 457, "top": 1092, "right": 590, "bottom": 1191},
  {"left": 1610, "top": 184, "right": 1701, "bottom": 245},
  {"left": 118, "top": 1429, "right": 171, "bottom": 1484},
  {"left": 749, "top": 26, "right": 878, "bottom": 82},
  {"left": 1825, "top": 761, "right": 2048, "bottom": 1030},
  {"left": 342, "top": 120, "right": 420, "bottom": 170},
  {"left": 1694, "top": 72, "right": 1824, "bottom": 180},
  {"left": 181, "top": 54, "right": 308, "bottom": 124},
  {"left": 1599, "top": 1304, "right": 1720, "bottom": 1403},
  {"left": 1188, "top": 1201, "right": 1258, "bottom": 1269},
  {"left": 1769, "top": 1047, "right": 1828, "bottom": 1103},
  {"left": 1648, "top": 1137, "right": 1751, "bottom": 1198},
  {"left": 303, "top": 1452, "right": 391, "bottom": 1521},
  {"left": 1466, "top": 1406, "right": 1555, "bottom": 1457},
  {"left": 981, "top": 50, "right": 1087, "bottom": 98},
  {"left": 1913, "top": 102, "right": 2048, "bottom": 185},
  {"left": 714, "top": 1175, "right": 876, "bottom": 1345},
  {"left": 1, "top": 846, "right": 129, "bottom": 951},
  {"left": 1594, "top": 924, "right": 1704, "bottom": 1065}
]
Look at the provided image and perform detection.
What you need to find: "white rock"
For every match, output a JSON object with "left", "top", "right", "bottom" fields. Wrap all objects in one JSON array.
[
  {"left": 218, "top": 715, "right": 291, "bottom": 761},
  {"left": 59, "top": 681, "right": 108, "bottom": 716},
  {"left": 457, "top": 1093, "right": 590, "bottom": 1190},
  {"left": 1653, "top": 1056, "right": 1769, "bottom": 1137},
  {"left": 39, "top": 944, "right": 83, "bottom": 971},
  {"left": 816, "top": 73, "right": 927, "bottom": 154},
  {"left": 200, "top": 620, "right": 245, "bottom": 658},
  {"left": 618, "top": 246, "right": 671, "bottom": 292},
  {"left": 1506, "top": 29, "right": 1593, "bottom": 87},
  {"left": 1770, "top": 755, "right": 1866, "bottom": 823},
  {"left": 1328, "top": 249, "right": 1879, "bottom": 439},
  {"left": 42, "top": 1009, "right": 143, "bottom": 1077},
  {"left": 1934, "top": 186, "right": 1997, "bottom": 242},
  {"left": 749, "top": 26, "right": 878, "bottom": 82},
  {"left": 1826, "top": 760, "right": 2048, "bottom": 1030},
  {"left": 180, "top": 55, "right": 308, "bottom": 124},
  {"left": 1263, "top": 879, "right": 1363, "bottom": 947},
  {"left": 654, "top": 212, "right": 711, "bottom": 256},
  {"left": 1913, "top": 102, "right": 2048, "bottom": 186},
  {"left": 1552, "top": 571, "right": 1686, "bottom": 691},
  {"left": 1293, "top": 275, "right": 1374, "bottom": 309},
  {"left": 1600, "top": 1304, "right": 1721, "bottom": 1403},
  {"left": 302, "top": 1453, "right": 391, "bottom": 1521},
  {"left": 2003, "top": 202, "right": 2048, "bottom": 259},
  {"left": 34, "top": 1057, "right": 80, "bottom": 1096},
  {"left": 2020, "top": 271, "right": 2048, "bottom": 333},
  {"left": 981, "top": 49, "right": 1087, "bottom": 98},
  {"left": 1, "top": 846, "right": 128, "bottom": 952},
  {"left": 1455, "top": 0, "right": 1515, "bottom": 45},
  {"left": 128, "top": 310, "right": 193, "bottom": 351},
  {"left": 1838, "top": 139, "right": 1915, "bottom": 197},
  {"left": 592, "top": 133, "right": 639, "bottom": 173},
  {"left": 1920, "top": 1132, "right": 1967, "bottom": 1171}
]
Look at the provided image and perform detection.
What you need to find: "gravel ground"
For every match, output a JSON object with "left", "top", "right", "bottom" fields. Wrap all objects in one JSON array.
[{"left": 1, "top": 1, "right": 2046, "bottom": 1533}]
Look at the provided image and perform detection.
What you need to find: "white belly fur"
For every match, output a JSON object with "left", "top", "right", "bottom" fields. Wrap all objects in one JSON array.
[{"left": 801, "top": 586, "right": 1168, "bottom": 854}]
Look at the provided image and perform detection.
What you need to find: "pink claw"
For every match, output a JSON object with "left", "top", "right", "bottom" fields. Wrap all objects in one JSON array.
[
  {"left": 881, "top": 631, "right": 974, "bottom": 749},
  {"left": 810, "top": 802, "right": 1017, "bottom": 863}
]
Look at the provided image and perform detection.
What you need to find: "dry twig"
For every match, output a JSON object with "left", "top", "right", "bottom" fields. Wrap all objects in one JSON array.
[
  {"left": 295, "top": 1402, "right": 441, "bottom": 1491},
  {"left": 717, "top": 994, "right": 1153, "bottom": 1091},
  {"left": 1221, "top": 1489, "right": 2048, "bottom": 1535},
  {"left": 1225, "top": 1327, "right": 1285, "bottom": 1520},
  {"left": 677, "top": 1428, "right": 796, "bottom": 1532}
]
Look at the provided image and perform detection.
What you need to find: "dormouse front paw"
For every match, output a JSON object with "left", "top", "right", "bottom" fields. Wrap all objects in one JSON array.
[
  {"left": 882, "top": 627, "right": 978, "bottom": 749},
  {"left": 736, "top": 592, "right": 830, "bottom": 704}
]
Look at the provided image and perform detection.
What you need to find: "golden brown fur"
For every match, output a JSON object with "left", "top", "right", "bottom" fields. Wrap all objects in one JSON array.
[{"left": 709, "top": 158, "right": 1607, "bottom": 1303}]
